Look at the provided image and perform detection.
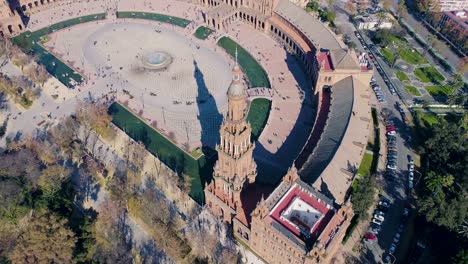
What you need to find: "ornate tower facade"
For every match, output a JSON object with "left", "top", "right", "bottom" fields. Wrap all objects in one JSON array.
[{"left": 204, "top": 63, "right": 257, "bottom": 223}]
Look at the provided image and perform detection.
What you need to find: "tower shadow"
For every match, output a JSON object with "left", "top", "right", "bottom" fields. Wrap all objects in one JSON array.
[
  {"left": 194, "top": 59, "right": 222, "bottom": 149},
  {"left": 7, "top": 0, "right": 30, "bottom": 28}
]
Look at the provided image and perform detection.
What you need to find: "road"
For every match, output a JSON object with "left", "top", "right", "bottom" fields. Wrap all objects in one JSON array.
[{"left": 335, "top": 5, "right": 415, "bottom": 264}]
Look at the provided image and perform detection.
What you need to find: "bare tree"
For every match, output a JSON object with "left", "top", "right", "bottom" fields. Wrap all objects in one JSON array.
[
  {"left": 344, "top": 0, "right": 356, "bottom": 15},
  {"left": 75, "top": 101, "right": 115, "bottom": 143},
  {"left": 12, "top": 52, "right": 31, "bottom": 71}
]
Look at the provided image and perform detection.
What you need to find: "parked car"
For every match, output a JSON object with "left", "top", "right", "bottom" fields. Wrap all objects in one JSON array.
[
  {"left": 409, "top": 164, "right": 415, "bottom": 171},
  {"left": 387, "top": 130, "right": 396, "bottom": 136},
  {"left": 379, "top": 200, "right": 391, "bottom": 207},
  {"left": 364, "top": 233, "right": 377, "bottom": 240},
  {"left": 394, "top": 233, "right": 401, "bottom": 243},
  {"left": 372, "top": 218, "right": 383, "bottom": 225},
  {"left": 409, "top": 171, "right": 414, "bottom": 181},
  {"left": 389, "top": 243, "right": 397, "bottom": 254},
  {"left": 408, "top": 180, "right": 414, "bottom": 189},
  {"left": 374, "top": 214, "right": 385, "bottom": 221},
  {"left": 375, "top": 210, "right": 385, "bottom": 216},
  {"left": 387, "top": 164, "right": 397, "bottom": 170},
  {"left": 398, "top": 224, "right": 404, "bottom": 233},
  {"left": 403, "top": 208, "right": 410, "bottom": 216}
]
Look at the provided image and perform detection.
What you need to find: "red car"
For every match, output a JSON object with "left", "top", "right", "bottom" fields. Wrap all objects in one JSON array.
[
  {"left": 364, "top": 233, "right": 376, "bottom": 240},
  {"left": 386, "top": 126, "right": 395, "bottom": 132}
]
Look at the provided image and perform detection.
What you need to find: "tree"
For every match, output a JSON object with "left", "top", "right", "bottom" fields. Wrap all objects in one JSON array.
[
  {"left": 448, "top": 74, "right": 464, "bottom": 91},
  {"left": 0, "top": 149, "right": 42, "bottom": 188},
  {"left": 75, "top": 101, "right": 115, "bottom": 142},
  {"left": 178, "top": 174, "right": 192, "bottom": 194},
  {"left": 93, "top": 199, "right": 133, "bottom": 263},
  {"left": 417, "top": 117, "right": 468, "bottom": 231},
  {"left": 344, "top": 0, "right": 357, "bottom": 15},
  {"left": 351, "top": 175, "right": 376, "bottom": 220},
  {"left": 373, "top": 29, "right": 393, "bottom": 47},
  {"left": 423, "top": 34, "right": 436, "bottom": 56},
  {"left": 306, "top": 1, "right": 319, "bottom": 12},
  {"left": 376, "top": 11, "right": 387, "bottom": 23},
  {"left": 381, "top": 0, "right": 392, "bottom": 11},
  {"left": 10, "top": 213, "right": 77, "bottom": 263},
  {"left": 38, "top": 165, "right": 72, "bottom": 196},
  {"left": 25, "top": 64, "right": 49, "bottom": 87},
  {"left": 48, "top": 116, "right": 80, "bottom": 158},
  {"left": 452, "top": 249, "right": 468, "bottom": 264},
  {"left": 397, "top": 0, "right": 408, "bottom": 20},
  {"left": 328, "top": 0, "right": 335, "bottom": 10},
  {"left": 217, "top": 247, "right": 239, "bottom": 264},
  {"left": 11, "top": 52, "right": 31, "bottom": 71},
  {"left": 417, "top": 0, "right": 437, "bottom": 14}
]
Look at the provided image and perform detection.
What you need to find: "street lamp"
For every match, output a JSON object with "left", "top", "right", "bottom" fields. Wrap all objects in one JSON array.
[
  {"left": 388, "top": 252, "right": 396, "bottom": 264},
  {"left": 414, "top": 169, "right": 423, "bottom": 186}
]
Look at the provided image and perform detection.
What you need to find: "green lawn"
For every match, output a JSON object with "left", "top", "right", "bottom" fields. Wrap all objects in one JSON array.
[
  {"left": 396, "top": 71, "right": 410, "bottom": 82},
  {"left": 357, "top": 152, "right": 373, "bottom": 176},
  {"left": 416, "top": 111, "right": 440, "bottom": 127},
  {"left": 109, "top": 103, "right": 213, "bottom": 204},
  {"left": 217, "top": 37, "right": 271, "bottom": 88},
  {"left": 425, "top": 85, "right": 454, "bottom": 96},
  {"left": 380, "top": 48, "right": 394, "bottom": 64},
  {"left": 399, "top": 48, "right": 427, "bottom": 65},
  {"left": 12, "top": 13, "right": 107, "bottom": 87},
  {"left": 414, "top": 67, "right": 445, "bottom": 84},
  {"left": 116, "top": 12, "right": 190, "bottom": 27},
  {"left": 194, "top": 26, "right": 214, "bottom": 40},
  {"left": 404, "top": 85, "right": 422, "bottom": 96},
  {"left": 246, "top": 98, "right": 271, "bottom": 141}
]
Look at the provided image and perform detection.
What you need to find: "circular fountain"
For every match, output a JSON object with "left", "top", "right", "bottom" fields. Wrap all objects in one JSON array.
[{"left": 142, "top": 51, "right": 172, "bottom": 70}]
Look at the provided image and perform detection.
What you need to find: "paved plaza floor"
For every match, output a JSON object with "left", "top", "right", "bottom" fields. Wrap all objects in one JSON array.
[{"left": 45, "top": 20, "right": 232, "bottom": 148}]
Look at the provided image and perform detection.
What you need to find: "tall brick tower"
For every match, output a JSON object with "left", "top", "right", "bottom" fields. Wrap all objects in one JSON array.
[{"left": 204, "top": 58, "right": 257, "bottom": 223}]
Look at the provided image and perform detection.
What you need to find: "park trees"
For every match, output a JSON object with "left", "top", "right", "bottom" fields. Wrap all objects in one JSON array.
[
  {"left": 351, "top": 174, "right": 377, "bottom": 220},
  {"left": 10, "top": 213, "right": 77, "bottom": 263},
  {"left": 38, "top": 165, "right": 72, "bottom": 196},
  {"left": 380, "top": 0, "right": 392, "bottom": 11},
  {"left": 396, "top": 0, "right": 408, "bottom": 20},
  {"left": 344, "top": 0, "right": 356, "bottom": 15},
  {"left": 75, "top": 101, "right": 115, "bottom": 142},
  {"left": 417, "top": 116, "right": 468, "bottom": 231},
  {"left": 306, "top": 0, "right": 319, "bottom": 13},
  {"left": 25, "top": 64, "right": 49, "bottom": 87}
]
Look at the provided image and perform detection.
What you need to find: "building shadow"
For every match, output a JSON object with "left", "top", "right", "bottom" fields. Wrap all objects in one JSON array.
[
  {"left": 7, "top": 0, "right": 30, "bottom": 28},
  {"left": 253, "top": 51, "right": 314, "bottom": 185},
  {"left": 194, "top": 59, "right": 222, "bottom": 148}
]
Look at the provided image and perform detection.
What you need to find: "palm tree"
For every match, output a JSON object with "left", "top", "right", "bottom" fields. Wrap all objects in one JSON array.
[
  {"left": 376, "top": 11, "right": 387, "bottom": 23},
  {"left": 423, "top": 35, "right": 435, "bottom": 56},
  {"left": 458, "top": 220, "right": 468, "bottom": 238}
]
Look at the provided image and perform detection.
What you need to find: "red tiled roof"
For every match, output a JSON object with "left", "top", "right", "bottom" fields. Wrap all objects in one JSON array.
[{"left": 317, "top": 52, "right": 333, "bottom": 71}]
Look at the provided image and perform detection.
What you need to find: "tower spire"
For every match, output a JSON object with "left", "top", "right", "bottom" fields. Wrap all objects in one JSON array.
[{"left": 235, "top": 45, "right": 238, "bottom": 67}]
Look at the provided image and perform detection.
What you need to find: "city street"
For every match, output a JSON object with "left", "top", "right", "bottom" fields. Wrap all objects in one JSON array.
[{"left": 335, "top": 5, "right": 415, "bottom": 263}]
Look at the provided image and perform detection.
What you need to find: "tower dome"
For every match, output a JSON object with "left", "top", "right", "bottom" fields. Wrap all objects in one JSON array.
[{"left": 227, "top": 65, "right": 245, "bottom": 97}]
